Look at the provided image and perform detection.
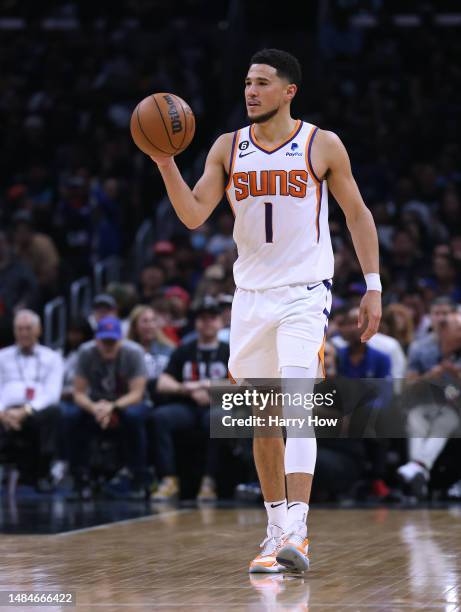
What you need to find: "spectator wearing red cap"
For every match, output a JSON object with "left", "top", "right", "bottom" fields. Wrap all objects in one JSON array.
[{"left": 164, "top": 286, "right": 193, "bottom": 339}]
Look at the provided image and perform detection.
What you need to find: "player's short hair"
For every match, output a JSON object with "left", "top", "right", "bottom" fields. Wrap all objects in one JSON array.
[{"left": 250, "top": 49, "right": 302, "bottom": 87}]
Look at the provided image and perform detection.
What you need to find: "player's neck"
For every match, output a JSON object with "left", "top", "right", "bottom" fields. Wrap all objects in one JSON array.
[{"left": 252, "top": 113, "right": 297, "bottom": 146}]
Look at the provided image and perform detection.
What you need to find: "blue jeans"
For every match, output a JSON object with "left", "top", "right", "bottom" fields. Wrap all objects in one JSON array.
[
  {"left": 62, "top": 401, "right": 152, "bottom": 483},
  {"left": 152, "top": 402, "right": 221, "bottom": 478}
]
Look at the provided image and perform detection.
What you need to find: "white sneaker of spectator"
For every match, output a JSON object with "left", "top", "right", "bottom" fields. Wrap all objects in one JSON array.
[
  {"left": 50, "top": 460, "right": 68, "bottom": 486},
  {"left": 397, "top": 461, "right": 430, "bottom": 499},
  {"left": 447, "top": 480, "right": 461, "bottom": 500}
]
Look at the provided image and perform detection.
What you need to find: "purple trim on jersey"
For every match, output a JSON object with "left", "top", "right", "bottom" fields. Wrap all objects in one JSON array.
[
  {"left": 249, "top": 120, "right": 303, "bottom": 155},
  {"left": 323, "top": 307, "right": 330, "bottom": 318},
  {"left": 316, "top": 182, "right": 323, "bottom": 243},
  {"left": 323, "top": 280, "right": 332, "bottom": 291},
  {"left": 307, "top": 126, "right": 321, "bottom": 183},
  {"left": 227, "top": 131, "right": 238, "bottom": 181}
]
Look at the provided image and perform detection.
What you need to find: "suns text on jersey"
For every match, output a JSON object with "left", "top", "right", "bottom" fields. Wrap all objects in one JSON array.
[{"left": 231, "top": 169, "right": 308, "bottom": 201}]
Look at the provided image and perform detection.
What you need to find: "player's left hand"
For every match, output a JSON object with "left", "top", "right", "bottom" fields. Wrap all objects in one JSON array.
[{"left": 358, "top": 291, "right": 382, "bottom": 343}]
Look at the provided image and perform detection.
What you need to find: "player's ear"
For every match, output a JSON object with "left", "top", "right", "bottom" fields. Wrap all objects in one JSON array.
[{"left": 286, "top": 83, "right": 297, "bottom": 100}]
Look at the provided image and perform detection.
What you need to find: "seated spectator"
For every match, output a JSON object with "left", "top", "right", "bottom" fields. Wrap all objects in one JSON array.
[
  {"left": 0, "top": 230, "right": 38, "bottom": 346},
  {"left": 382, "top": 304, "right": 414, "bottom": 353},
  {"left": 12, "top": 210, "right": 60, "bottom": 301},
  {"left": 152, "top": 297, "right": 229, "bottom": 502},
  {"left": 334, "top": 307, "right": 393, "bottom": 379},
  {"left": 91, "top": 177, "right": 123, "bottom": 259},
  {"left": 139, "top": 263, "right": 166, "bottom": 303},
  {"left": 398, "top": 297, "right": 461, "bottom": 499},
  {"left": 384, "top": 229, "right": 425, "bottom": 296},
  {"left": 420, "top": 254, "right": 461, "bottom": 304},
  {"left": 56, "top": 317, "right": 94, "bottom": 486},
  {"left": 54, "top": 174, "right": 92, "bottom": 278},
  {"left": 150, "top": 296, "right": 180, "bottom": 345},
  {"left": 335, "top": 307, "right": 392, "bottom": 499},
  {"left": 105, "top": 282, "right": 139, "bottom": 337},
  {"left": 0, "top": 310, "right": 63, "bottom": 492},
  {"left": 66, "top": 317, "right": 151, "bottom": 500},
  {"left": 164, "top": 285, "right": 193, "bottom": 339},
  {"left": 402, "top": 289, "right": 431, "bottom": 340},
  {"left": 89, "top": 293, "right": 118, "bottom": 330},
  {"left": 182, "top": 292, "right": 233, "bottom": 345},
  {"left": 205, "top": 211, "right": 235, "bottom": 256},
  {"left": 332, "top": 311, "right": 406, "bottom": 390},
  {"left": 406, "top": 297, "right": 458, "bottom": 382},
  {"left": 127, "top": 305, "right": 175, "bottom": 399},
  {"left": 152, "top": 241, "right": 180, "bottom": 284}
]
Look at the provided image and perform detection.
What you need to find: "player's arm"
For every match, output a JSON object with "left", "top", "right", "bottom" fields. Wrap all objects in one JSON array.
[
  {"left": 316, "top": 130, "right": 382, "bottom": 342},
  {"left": 151, "top": 133, "right": 232, "bottom": 229}
]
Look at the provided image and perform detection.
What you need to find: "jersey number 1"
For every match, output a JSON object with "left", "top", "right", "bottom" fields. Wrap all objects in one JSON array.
[{"left": 265, "top": 202, "right": 273, "bottom": 243}]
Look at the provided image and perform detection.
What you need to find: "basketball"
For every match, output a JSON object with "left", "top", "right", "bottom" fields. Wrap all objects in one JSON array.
[{"left": 130, "top": 93, "right": 195, "bottom": 158}]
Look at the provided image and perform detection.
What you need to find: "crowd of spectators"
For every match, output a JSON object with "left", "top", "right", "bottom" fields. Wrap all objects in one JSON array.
[{"left": 1, "top": 2, "right": 461, "bottom": 502}]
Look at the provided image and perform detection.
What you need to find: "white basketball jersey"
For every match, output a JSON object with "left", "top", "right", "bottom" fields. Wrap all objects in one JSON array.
[{"left": 226, "top": 120, "right": 334, "bottom": 290}]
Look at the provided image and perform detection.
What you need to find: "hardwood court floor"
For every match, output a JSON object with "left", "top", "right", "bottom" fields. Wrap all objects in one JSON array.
[{"left": 0, "top": 505, "right": 460, "bottom": 610}]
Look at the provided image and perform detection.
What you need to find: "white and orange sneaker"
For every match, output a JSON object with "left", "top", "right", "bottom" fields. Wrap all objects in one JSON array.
[
  {"left": 276, "top": 521, "right": 309, "bottom": 572},
  {"left": 249, "top": 524, "right": 285, "bottom": 573}
]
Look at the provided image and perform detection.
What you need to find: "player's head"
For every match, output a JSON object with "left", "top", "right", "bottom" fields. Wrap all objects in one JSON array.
[{"left": 246, "top": 49, "right": 301, "bottom": 124}]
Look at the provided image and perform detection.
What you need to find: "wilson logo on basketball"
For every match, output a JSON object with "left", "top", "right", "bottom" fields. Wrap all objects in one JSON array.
[{"left": 163, "top": 94, "right": 182, "bottom": 134}]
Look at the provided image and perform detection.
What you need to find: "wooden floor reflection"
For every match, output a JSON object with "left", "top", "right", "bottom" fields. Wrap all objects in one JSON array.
[{"left": 0, "top": 504, "right": 460, "bottom": 610}]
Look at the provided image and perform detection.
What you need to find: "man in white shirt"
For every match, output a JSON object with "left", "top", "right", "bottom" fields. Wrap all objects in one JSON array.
[{"left": 0, "top": 309, "right": 63, "bottom": 491}]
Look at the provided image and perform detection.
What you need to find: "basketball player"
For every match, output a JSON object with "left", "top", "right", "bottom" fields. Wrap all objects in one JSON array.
[{"left": 149, "top": 49, "right": 382, "bottom": 573}]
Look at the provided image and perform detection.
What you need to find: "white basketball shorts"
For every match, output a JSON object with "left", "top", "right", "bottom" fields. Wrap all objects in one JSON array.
[{"left": 228, "top": 280, "right": 332, "bottom": 380}]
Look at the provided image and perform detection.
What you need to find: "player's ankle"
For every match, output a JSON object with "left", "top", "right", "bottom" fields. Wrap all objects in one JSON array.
[
  {"left": 264, "top": 499, "right": 287, "bottom": 531},
  {"left": 287, "top": 501, "right": 309, "bottom": 526}
]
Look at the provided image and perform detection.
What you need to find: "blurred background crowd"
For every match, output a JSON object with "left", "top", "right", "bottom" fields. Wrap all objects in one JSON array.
[{"left": 0, "top": 0, "right": 461, "bottom": 504}]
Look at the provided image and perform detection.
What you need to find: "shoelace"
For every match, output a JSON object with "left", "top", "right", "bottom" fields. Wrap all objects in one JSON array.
[{"left": 259, "top": 535, "right": 283, "bottom": 556}]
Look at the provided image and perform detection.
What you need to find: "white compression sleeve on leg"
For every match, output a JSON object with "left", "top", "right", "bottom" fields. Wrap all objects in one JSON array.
[{"left": 281, "top": 364, "right": 318, "bottom": 475}]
